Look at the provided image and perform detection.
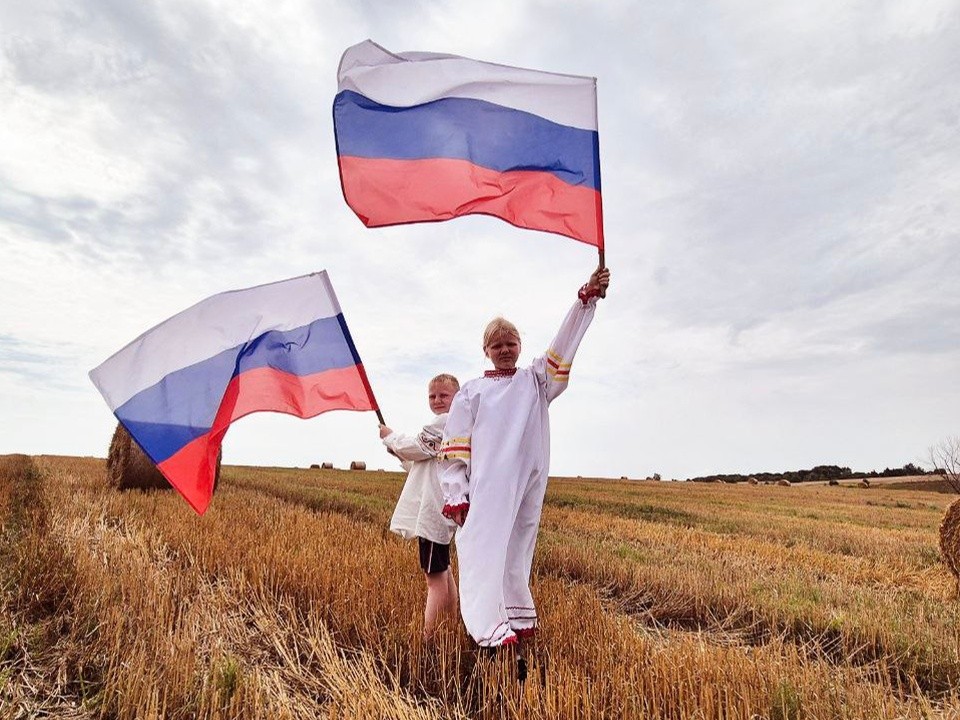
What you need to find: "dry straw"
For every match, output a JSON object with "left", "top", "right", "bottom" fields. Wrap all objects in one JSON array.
[
  {"left": 12, "top": 455, "right": 960, "bottom": 718},
  {"left": 106, "top": 423, "right": 220, "bottom": 491}
]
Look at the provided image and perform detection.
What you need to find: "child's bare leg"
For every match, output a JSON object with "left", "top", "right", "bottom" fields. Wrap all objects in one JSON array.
[
  {"left": 424, "top": 569, "right": 456, "bottom": 640},
  {"left": 446, "top": 568, "right": 458, "bottom": 617}
]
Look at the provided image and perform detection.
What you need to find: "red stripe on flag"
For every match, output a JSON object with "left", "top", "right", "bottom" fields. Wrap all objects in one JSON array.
[
  {"left": 222, "top": 365, "right": 376, "bottom": 420},
  {"left": 158, "top": 365, "right": 375, "bottom": 514},
  {"left": 339, "top": 156, "right": 603, "bottom": 248}
]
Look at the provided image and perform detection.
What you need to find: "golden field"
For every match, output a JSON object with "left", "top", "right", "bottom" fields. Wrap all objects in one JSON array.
[{"left": 1, "top": 453, "right": 959, "bottom": 719}]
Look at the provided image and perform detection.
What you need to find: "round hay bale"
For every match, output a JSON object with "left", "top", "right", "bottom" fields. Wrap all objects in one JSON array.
[
  {"left": 107, "top": 423, "right": 220, "bottom": 492},
  {"left": 939, "top": 498, "right": 960, "bottom": 588},
  {"left": 828, "top": 479, "right": 840, "bottom": 486},
  {"left": 0, "top": 453, "right": 33, "bottom": 476},
  {"left": 776, "top": 479, "right": 791, "bottom": 487},
  {"left": 859, "top": 479, "right": 871, "bottom": 488},
  {"left": 321, "top": 462, "right": 334, "bottom": 470},
  {"left": 310, "top": 463, "right": 320, "bottom": 469},
  {"left": 350, "top": 461, "right": 367, "bottom": 471},
  {"left": 747, "top": 477, "right": 759, "bottom": 485}
]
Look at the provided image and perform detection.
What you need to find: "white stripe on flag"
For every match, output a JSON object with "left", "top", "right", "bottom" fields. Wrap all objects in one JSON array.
[
  {"left": 89, "top": 272, "right": 341, "bottom": 409},
  {"left": 337, "top": 40, "right": 598, "bottom": 131}
]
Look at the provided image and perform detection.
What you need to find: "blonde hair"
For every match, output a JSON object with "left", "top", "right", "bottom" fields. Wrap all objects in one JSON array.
[
  {"left": 429, "top": 373, "right": 460, "bottom": 391},
  {"left": 482, "top": 317, "right": 520, "bottom": 349}
]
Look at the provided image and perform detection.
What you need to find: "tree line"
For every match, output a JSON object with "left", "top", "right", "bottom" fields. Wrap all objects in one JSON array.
[{"left": 687, "top": 463, "right": 941, "bottom": 484}]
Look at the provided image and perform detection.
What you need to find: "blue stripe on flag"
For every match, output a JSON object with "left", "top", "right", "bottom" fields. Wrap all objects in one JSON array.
[
  {"left": 115, "top": 315, "right": 358, "bottom": 461},
  {"left": 333, "top": 90, "right": 601, "bottom": 192}
]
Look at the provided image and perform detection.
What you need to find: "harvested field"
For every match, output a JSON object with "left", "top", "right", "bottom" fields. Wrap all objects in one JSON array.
[{"left": 2, "top": 454, "right": 959, "bottom": 718}]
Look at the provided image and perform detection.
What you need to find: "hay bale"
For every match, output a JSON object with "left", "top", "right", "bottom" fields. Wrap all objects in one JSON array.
[
  {"left": 776, "top": 479, "right": 791, "bottom": 487},
  {"left": 107, "top": 423, "right": 220, "bottom": 492},
  {"left": 350, "top": 461, "right": 367, "bottom": 471},
  {"left": 939, "top": 498, "right": 960, "bottom": 589},
  {"left": 828, "top": 479, "right": 840, "bottom": 486},
  {"left": 321, "top": 462, "right": 334, "bottom": 470},
  {"left": 0, "top": 453, "right": 33, "bottom": 477},
  {"left": 859, "top": 479, "right": 871, "bottom": 488},
  {"left": 747, "top": 477, "right": 759, "bottom": 485},
  {"left": 310, "top": 463, "right": 320, "bottom": 469}
]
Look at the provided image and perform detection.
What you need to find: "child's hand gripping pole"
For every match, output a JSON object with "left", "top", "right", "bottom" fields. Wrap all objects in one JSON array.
[{"left": 586, "top": 261, "right": 611, "bottom": 300}]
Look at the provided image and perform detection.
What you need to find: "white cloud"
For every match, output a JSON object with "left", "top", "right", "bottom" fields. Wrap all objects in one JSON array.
[{"left": 1, "top": 0, "right": 958, "bottom": 481}]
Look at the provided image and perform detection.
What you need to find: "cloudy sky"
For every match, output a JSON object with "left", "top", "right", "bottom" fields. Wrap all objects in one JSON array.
[{"left": 2, "top": 0, "right": 958, "bottom": 481}]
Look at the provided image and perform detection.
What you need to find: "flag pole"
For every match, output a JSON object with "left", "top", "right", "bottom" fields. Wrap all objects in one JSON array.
[
  {"left": 323, "top": 273, "right": 387, "bottom": 425},
  {"left": 598, "top": 249, "right": 606, "bottom": 298},
  {"left": 594, "top": 81, "right": 606, "bottom": 299},
  {"left": 346, "top": 347, "right": 386, "bottom": 426}
]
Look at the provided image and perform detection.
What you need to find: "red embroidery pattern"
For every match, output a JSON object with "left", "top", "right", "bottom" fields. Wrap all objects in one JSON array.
[
  {"left": 578, "top": 283, "right": 600, "bottom": 304},
  {"left": 442, "top": 502, "right": 469, "bottom": 520},
  {"left": 484, "top": 367, "right": 518, "bottom": 378}
]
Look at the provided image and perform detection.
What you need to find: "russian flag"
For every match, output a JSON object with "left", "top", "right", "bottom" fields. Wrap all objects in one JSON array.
[
  {"left": 89, "top": 272, "right": 378, "bottom": 515},
  {"left": 333, "top": 40, "right": 603, "bottom": 249}
]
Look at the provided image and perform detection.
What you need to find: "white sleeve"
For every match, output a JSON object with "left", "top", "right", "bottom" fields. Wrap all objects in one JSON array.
[
  {"left": 532, "top": 295, "right": 598, "bottom": 403},
  {"left": 382, "top": 416, "right": 444, "bottom": 462},
  {"left": 437, "top": 391, "right": 474, "bottom": 507}
]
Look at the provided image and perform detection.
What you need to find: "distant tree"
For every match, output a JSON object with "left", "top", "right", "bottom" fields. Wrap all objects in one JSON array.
[
  {"left": 928, "top": 436, "right": 960, "bottom": 494},
  {"left": 808, "top": 465, "right": 851, "bottom": 481}
]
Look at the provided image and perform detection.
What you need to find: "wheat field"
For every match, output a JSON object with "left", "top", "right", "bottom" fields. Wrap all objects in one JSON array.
[{"left": 1, "top": 453, "right": 959, "bottom": 719}]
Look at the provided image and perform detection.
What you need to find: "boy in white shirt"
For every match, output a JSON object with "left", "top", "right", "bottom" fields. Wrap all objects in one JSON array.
[{"left": 380, "top": 374, "right": 460, "bottom": 641}]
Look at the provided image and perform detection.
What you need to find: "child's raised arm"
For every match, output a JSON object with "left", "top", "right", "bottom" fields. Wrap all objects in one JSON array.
[{"left": 533, "top": 266, "right": 610, "bottom": 403}]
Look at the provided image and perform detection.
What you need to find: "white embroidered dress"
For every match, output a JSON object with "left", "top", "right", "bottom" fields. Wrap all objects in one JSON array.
[
  {"left": 386, "top": 414, "right": 456, "bottom": 545},
  {"left": 438, "top": 295, "right": 598, "bottom": 646}
]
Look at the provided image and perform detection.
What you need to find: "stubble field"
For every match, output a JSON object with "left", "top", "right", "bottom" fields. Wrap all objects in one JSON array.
[{"left": 1, "top": 453, "right": 958, "bottom": 719}]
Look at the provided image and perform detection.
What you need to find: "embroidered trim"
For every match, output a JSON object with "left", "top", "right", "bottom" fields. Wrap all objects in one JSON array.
[
  {"left": 478, "top": 621, "right": 513, "bottom": 646},
  {"left": 416, "top": 426, "right": 442, "bottom": 455},
  {"left": 438, "top": 436, "right": 471, "bottom": 461},
  {"left": 578, "top": 283, "right": 601, "bottom": 304},
  {"left": 442, "top": 502, "right": 469, "bottom": 519},
  {"left": 546, "top": 349, "right": 572, "bottom": 382},
  {"left": 484, "top": 367, "right": 518, "bottom": 378},
  {"left": 514, "top": 627, "right": 537, "bottom": 639}
]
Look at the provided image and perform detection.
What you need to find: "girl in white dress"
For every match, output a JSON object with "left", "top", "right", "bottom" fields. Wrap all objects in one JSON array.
[{"left": 439, "top": 268, "right": 610, "bottom": 647}]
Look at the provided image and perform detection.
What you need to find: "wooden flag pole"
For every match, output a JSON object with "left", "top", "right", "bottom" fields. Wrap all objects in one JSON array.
[{"left": 598, "top": 248, "right": 607, "bottom": 298}]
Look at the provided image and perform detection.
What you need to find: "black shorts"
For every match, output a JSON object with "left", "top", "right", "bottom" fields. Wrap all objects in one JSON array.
[{"left": 418, "top": 537, "right": 451, "bottom": 575}]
